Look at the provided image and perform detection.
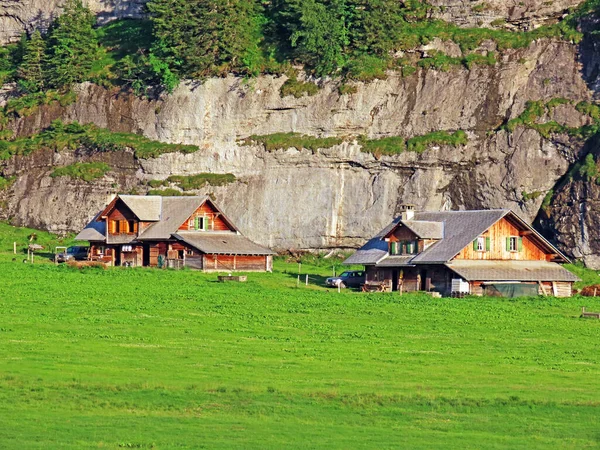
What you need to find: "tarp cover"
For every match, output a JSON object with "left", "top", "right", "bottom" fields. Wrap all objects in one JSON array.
[{"left": 484, "top": 283, "right": 539, "bottom": 298}]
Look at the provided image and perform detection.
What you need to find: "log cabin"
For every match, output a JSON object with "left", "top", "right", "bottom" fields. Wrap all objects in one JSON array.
[
  {"left": 344, "top": 206, "right": 579, "bottom": 297},
  {"left": 75, "top": 195, "right": 274, "bottom": 271}
]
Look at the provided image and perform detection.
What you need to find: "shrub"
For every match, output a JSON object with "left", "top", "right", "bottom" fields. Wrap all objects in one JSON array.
[
  {"left": 50, "top": 162, "right": 111, "bottom": 182},
  {"left": 166, "top": 173, "right": 237, "bottom": 190},
  {"left": 245, "top": 133, "right": 343, "bottom": 152},
  {"left": 280, "top": 74, "right": 320, "bottom": 98}
]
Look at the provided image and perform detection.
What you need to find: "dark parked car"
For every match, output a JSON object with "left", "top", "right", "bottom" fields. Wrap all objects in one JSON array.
[
  {"left": 56, "top": 246, "right": 89, "bottom": 262},
  {"left": 326, "top": 271, "right": 366, "bottom": 288}
]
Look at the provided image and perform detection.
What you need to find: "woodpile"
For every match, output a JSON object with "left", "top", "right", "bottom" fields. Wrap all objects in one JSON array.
[{"left": 580, "top": 285, "right": 600, "bottom": 297}]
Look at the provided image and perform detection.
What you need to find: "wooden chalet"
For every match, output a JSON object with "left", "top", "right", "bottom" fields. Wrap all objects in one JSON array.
[
  {"left": 344, "top": 206, "right": 579, "bottom": 297},
  {"left": 75, "top": 195, "right": 274, "bottom": 271}
]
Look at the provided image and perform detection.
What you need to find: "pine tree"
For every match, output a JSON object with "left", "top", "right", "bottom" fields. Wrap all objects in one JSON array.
[
  {"left": 147, "top": 0, "right": 264, "bottom": 78},
  {"left": 44, "top": 0, "right": 98, "bottom": 89},
  {"left": 17, "top": 30, "right": 46, "bottom": 93}
]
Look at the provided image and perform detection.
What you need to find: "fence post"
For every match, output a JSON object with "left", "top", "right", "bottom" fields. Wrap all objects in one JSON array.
[
  {"left": 338, "top": 283, "right": 341, "bottom": 294},
  {"left": 305, "top": 274, "right": 308, "bottom": 286},
  {"left": 297, "top": 275, "right": 300, "bottom": 287},
  {"left": 14, "top": 242, "right": 16, "bottom": 254}
]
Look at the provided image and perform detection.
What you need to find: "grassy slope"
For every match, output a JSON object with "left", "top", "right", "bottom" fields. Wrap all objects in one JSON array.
[{"left": 0, "top": 224, "right": 599, "bottom": 448}]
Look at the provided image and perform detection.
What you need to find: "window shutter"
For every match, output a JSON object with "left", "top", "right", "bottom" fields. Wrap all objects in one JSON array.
[
  {"left": 473, "top": 239, "right": 478, "bottom": 251},
  {"left": 109, "top": 220, "right": 116, "bottom": 234},
  {"left": 203, "top": 216, "right": 208, "bottom": 231},
  {"left": 486, "top": 237, "right": 491, "bottom": 252},
  {"left": 195, "top": 217, "right": 199, "bottom": 230},
  {"left": 414, "top": 240, "right": 419, "bottom": 253},
  {"left": 506, "top": 237, "right": 510, "bottom": 251},
  {"left": 518, "top": 237, "right": 523, "bottom": 252},
  {"left": 390, "top": 242, "right": 396, "bottom": 254}
]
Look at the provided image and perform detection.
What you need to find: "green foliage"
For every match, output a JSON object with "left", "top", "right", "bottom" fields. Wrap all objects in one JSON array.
[
  {"left": 344, "top": 54, "right": 389, "bottom": 81},
  {"left": 0, "top": 90, "right": 76, "bottom": 124},
  {"left": 578, "top": 153, "right": 600, "bottom": 183},
  {"left": 521, "top": 190, "right": 543, "bottom": 202},
  {"left": 575, "top": 101, "right": 600, "bottom": 120},
  {"left": 0, "top": 120, "right": 199, "bottom": 161},
  {"left": 286, "top": 0, "right": 351, "bottom": 76},
  {"left": 166, "top": 173, "right": 237, "bottom": 190},
  {"left": 406, "top": 130, "right": 468, "bottom": 153},
  {"left": 359, "top": 136, "right": 406, "bottom": 156},
  {"left": 147, "top": 188, "right": 185, "bottom": 196},
  {"left": 541, "top": 189, "right": 554, "bottom": 213},
  {"left": 338, "top": 83, "right": 358, "bottom": 95},
  {"left": 546, "top": 97, "right": 572, "bottom": 110},
  {"left": 16, "top": 30, "right": 46, "bottom": 93},
  {"left": 50, "top": 162, "right": 111, "bottom": 182},
  {"left": 0, "top": 45, "right": 17, "bottom": 84},
  {"left": 0, "top": 175, "right": 15, "bottom": 191},
  {"left": 245, "top": 132, "right": 343, "bottom": 152},
  {"left": 44, "top": 0, "right": 99, "bottom": 89},
  {"left": 147, "top": 0, "right": 266, "bottom": 78},
  {"left": 504, "top": 101, "right": 546, "bottom": 132},
  {"left": 280, "top": 72, "right": 320, "bottom": 98}
]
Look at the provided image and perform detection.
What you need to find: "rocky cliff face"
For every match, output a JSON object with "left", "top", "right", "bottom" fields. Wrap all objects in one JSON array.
[
  {"left": 4, "top": 0, "right": 600, "bottom": 265},
  {"left": 0, "top": 0, "right": 147, "bottom": 44},
  {"left": 429, "top": 0, "right": 582, "bottom": 29}
]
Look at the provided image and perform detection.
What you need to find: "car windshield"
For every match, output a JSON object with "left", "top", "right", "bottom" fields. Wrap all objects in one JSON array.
[
  {"left": 340, "top": 272, "right": 352, "bottom": 277},
  {"left": 67, "top": 247, "right": 79, "bottom": 254}
]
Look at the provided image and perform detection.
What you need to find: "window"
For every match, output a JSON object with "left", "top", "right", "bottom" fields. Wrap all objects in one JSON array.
[
  {"left": 473, "top": 236, "right": 490, "bottom": 252},
  {"left": 390, "top": 242, "right": 400, "bottom": 255},
  {"left": 193, "top": 215, "right": 213, "bottom": 231},
  {"left": 507, "top": 236, "right": 522, "bottom": 252},
  {"left": 128, "top": 220, "right": 137, "bottom": 234}
]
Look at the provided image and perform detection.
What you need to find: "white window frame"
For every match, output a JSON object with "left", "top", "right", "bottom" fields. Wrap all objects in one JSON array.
[
  {"left": 509, "top": 236, "right": 518, "bottom": 252},
  {"left": 476, "top": 236, "right": 485, "bottom": 252}
]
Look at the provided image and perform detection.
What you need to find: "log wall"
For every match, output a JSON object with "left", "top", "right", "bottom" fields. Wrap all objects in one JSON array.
[{"left": 455, "top": 217, "right": 547, "bottom": 261}]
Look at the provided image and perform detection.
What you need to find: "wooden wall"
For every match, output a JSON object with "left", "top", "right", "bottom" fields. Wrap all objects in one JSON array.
[
  {"left": 107, "top": 201, "right": 138, "bottom": 235},
  {"left": 389, "top": 226, "right": 419, "bottom": 242},
  {"left": 455, "top": 217, "right": 547, "bottom": 261},
  {"left": 178, "top": 201, "right": 232, "bottom": 232},
  {"left": 202, "top": 254, "right": 267, "bottom": 271}
]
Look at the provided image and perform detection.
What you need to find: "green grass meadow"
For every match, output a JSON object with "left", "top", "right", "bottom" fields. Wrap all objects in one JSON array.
[{"left": 0, "top": 223, "right": 599, "bottom": 448}]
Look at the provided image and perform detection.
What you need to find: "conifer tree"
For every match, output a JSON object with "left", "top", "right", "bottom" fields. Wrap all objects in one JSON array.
[
  {"left": 17, "top": 30, "right": 46, "bottom": 93},
  {"left": 44, "top": 0, "right": 98, "bottom": 89},
  {"left": 147, "top": 0, "right": 264, "bottom": 78}
]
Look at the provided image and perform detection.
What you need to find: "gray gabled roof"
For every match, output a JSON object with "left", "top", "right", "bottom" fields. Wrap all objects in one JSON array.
[
  {"left": 119, "top": 195, "right": 163, "bottom": 221},
  {"left": 139, "top": 196, "right": 208, "bottom": 240},
  {"left": 343, "top": 218, "right": 401, "bottom": 265},
  {"left": 75, "top": 212, "right": 106, "bottom": 241},
  {"left": 446, "top": 260, "right": 579, "bottom": 282},
  {"left": 375, "top": 256, "right": 415, "bottom": 267},
  {"left": 410, "top": 210, "right": 509, "bottom": 263},
  {"left": 174, "top": 232, "right": 275, "bottom": 255},
  {"left": 344, "top": 209, "right": 569, "bottom": 266},
  {"left": 401, "top": 220, "right": 444, "bottom": 239}
]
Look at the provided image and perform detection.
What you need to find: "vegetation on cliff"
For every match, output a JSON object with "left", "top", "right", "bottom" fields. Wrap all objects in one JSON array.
[
  {"left": 0, "top": 120, "right": 198, "bottom": 160},
  {"left": 246, "top": 130, "right": 469, "bottom": 155},
  {"left": 148, "top": 174, "right": 237, "bottom": 191},
  {"left": 50, "top": 162, "right": 111, "bottom": 182}
]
